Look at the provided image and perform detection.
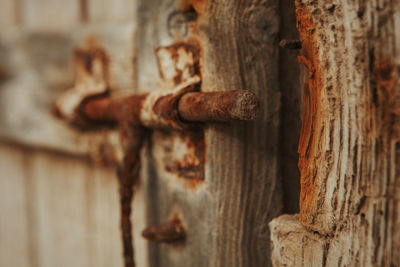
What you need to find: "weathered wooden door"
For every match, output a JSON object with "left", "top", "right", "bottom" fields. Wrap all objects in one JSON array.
[
  {"left": 4, "top": 0, "right": 398, "bottom": 267},
  {"left": 271, "top": 1, "right": 400, "bottom": 267},
  {"left": 0, "top": 0, "right": 285, "bottom": 266}
]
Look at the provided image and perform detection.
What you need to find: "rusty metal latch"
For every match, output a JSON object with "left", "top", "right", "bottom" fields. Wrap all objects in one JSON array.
[
  {"left": 54, "top": 40, "right": 259, "bottom": 129},
  {"left": 53, "top": 38, "right": 260, "bottom": 267}
]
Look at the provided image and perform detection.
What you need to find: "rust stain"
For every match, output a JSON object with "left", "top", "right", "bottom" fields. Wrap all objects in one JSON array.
[
  {"left": 142, "top": 214, "right": 186, "bottom": 244},
  {"left": 149, "top": 82, "right": 199, "bottom": 129},
  {"left": 74, "top": 37, "right": 109, "bottom": 82},
  {"left": 53, "top": 37, "right": 110, "bottom": 126},
  {"left": 163, "top": 130, "right": 205, "bottom": 184},
  {"left": 152, "top": 93, "right": 182, "bottom": 126},
  {"left": 155, "top": 41, "right": 202, "bottom": 86},
  {"left": 152, "top": 41, "right": 205, "bottom": 189},
  {"left": 295, "top": 3, "right": 324, "bottom": 227}
]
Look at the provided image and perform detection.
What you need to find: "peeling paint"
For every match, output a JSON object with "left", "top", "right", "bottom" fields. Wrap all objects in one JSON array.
[
  {"left": 155, "top": 41, "right": 201, "bottom": 86},
  {"left": 154, "top": 129, "right": 205, "bottom": 184}
]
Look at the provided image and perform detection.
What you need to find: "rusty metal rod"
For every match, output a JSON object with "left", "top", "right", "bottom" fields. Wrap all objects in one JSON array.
[
  {"left": 178, "top": 90, "right": 259, "bottom": 122},
  {"left": 82, "top": 90, "right": 259, "bottom": 124},
  {"left": 82, "top": 94, "right": 147, "bottom": 123},
  {"left": 142, "top": 217, "right": 186, "bottom": 243}
]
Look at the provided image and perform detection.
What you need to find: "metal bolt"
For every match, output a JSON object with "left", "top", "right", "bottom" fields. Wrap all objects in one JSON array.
[
  {"left": 178, "top": 90, "right": 259, "bottom": 122},
  {"left": 81, "top": 90, "right": 260, "bottom": 125},
  {"left": 142, "top": 217, "right": 185, "bottom": 243}
]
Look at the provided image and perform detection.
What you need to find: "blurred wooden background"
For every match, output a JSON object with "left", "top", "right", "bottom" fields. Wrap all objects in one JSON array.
[{"left": 0, "top": 1, "right": 136, "bottom": 266}]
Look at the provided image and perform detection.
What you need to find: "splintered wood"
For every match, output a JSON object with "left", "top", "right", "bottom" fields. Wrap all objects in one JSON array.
[{"left": 270, "top": 0, "right": 400, "bottom": 266}]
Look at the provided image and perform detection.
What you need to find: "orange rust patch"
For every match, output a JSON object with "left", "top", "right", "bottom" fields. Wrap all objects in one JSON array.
[
  {"left": 53, "top": 37, "right": 111, "bottom": 127},
  {"left": 163, "top": 129, "right": 205, "bottom": 184},
  {"left": 152, "top": 93, "right": 181, "bottom": 126},
  {"left": 155, "top": 40, "right": 202, "bottom": 85},
  {"left": 295, "top": 3, "right": 324, "bottom": 226}
]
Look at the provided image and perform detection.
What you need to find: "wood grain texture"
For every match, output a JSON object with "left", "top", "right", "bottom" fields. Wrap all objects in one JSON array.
[
  {"left": 0, "top": 143, "right": 31, "bottom": 267},
  {"left": 136, "top": 0, "right": 282, "bottom": 266},
  {"left": 0, "top": 142, "right": 126, "bottom": 267},
  {"left": 271, "top": 0, "right": 400, "bottom": 266},
  {"left": 202, "top": 2, "right": 281, "bottom": 266}
]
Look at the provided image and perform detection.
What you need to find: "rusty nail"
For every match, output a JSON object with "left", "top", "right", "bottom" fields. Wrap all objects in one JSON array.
[
  {"left": 81, "top": 90, "right": 259, "bottom": 125},
  {"left": 279, "top": 39, "right": 302, "bottom": 50},
  {"left": 142, "top": 217, "right": 185, "bottom": 243}
]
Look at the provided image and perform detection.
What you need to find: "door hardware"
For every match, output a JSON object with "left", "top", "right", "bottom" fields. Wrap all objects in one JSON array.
[
  {"left": 53, "top": 38, "right": 260, "bottom": 267},
  {"left": 142, "top": 215, "right": 186, "bottom": 244}
]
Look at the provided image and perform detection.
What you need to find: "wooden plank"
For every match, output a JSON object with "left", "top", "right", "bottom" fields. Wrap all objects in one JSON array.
[
  {"left": 81, "top": 164, "right": 124, "bottom": 267},
  {"left": 29, "top": 151, "right": 93, "bottom": 267},
  {"left": 271, "top": 0, "right": 400, "bottom": 266},
  {"left": 87, "top": 0, "right": 136, "bottom": 24},
  {"left": 0, "top": 0, "right": 18, "bottom": 30},
  {"left": 202, "top": 2, "right": 281, "bottom": 265},
  {"left": 19, "top": 0, "right": 80, "bottom": 30},
  {"left": 270, "top": 215, "right": 326, "bottom": 267},
  {"left": 136, "top": 0, "right": 282, "bottom": 266},
  {"left": 0, "top": 141, "right": 137, "bottom": 267},
  {"left": 28, "top": 148, "right": 124, "bottom": 267},
  {"left": 0, "top": 143, "right": 31, "bottom": 267}
]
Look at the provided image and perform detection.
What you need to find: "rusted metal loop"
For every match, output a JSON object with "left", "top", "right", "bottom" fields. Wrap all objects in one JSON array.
[{"left": 139, "top": 76, "right": 201, "bottom": 130}]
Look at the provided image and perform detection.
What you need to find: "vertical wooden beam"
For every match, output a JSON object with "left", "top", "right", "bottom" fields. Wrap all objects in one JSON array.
[
  {"left": 0, "top": 143, "right": 31, "bottom": 267},
  {"left": 202, "top": 2, "right": 281, "bottom": 265},
  {"left": 270, "top": 0, "right": 400, "bottom": 266}
]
